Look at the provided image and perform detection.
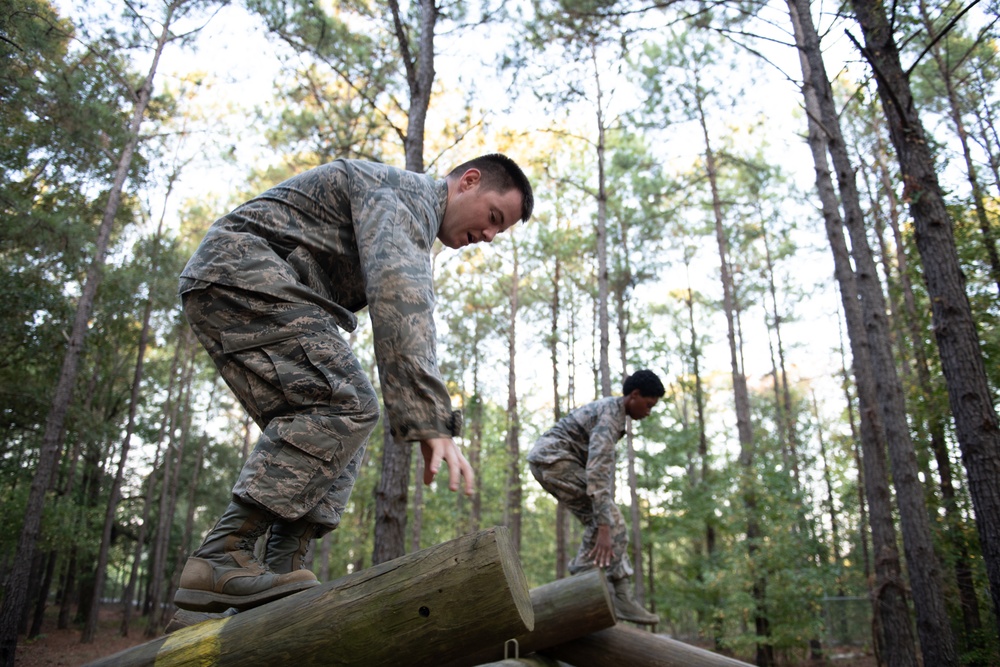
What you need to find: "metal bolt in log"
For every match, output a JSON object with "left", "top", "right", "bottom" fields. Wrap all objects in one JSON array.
[{"left": 86, "top": 526, "right": 533, "bottom": 667}]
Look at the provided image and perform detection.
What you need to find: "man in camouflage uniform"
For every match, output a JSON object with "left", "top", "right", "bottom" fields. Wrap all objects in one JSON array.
[
  {"left": 173, "top": 155, "right": 533, "bottom": 614},
  {"left": 527, "top": 369, "right": 664, "bottom": 625}
]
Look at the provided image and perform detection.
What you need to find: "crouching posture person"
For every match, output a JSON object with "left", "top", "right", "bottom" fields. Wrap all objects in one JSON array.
[
  {"left": 527, "top": 370, "right": 665, "bottom": 625},
  {"left": 173, "top": 154, "right": 534, "bottom": 614}
]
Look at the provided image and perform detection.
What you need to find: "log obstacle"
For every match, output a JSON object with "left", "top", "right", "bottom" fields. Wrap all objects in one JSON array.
[
  {"left": 86, "top": 527, "right": 533, "bottom": 667},
  {"left": 541, "top": 623, "right": 755, "bottom": 667},
  {"left": 447, "top": 568, "right": 615, "bottom": 667}
]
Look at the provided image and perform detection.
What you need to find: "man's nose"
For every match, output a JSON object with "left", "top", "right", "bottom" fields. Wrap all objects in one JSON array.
[{"left": 482, "top": 228, "right": 497, "bottom": 242}]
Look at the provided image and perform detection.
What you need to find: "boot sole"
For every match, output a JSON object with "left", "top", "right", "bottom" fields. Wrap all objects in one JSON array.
[{"left": 174, "top": 579, "right": 319, "bottom": 613}]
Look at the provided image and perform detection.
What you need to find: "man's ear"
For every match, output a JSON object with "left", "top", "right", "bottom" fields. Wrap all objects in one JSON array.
[{"left": 460, "top": 168, "right": 481, "bottom": 191}]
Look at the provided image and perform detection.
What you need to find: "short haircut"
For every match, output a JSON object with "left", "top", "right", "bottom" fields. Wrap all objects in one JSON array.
[
  {"left": 448, "top": 153, "right": 534, "bottom": 223},
  {"left": 623, "top": 369, "right": 665, "bottom": 398}
]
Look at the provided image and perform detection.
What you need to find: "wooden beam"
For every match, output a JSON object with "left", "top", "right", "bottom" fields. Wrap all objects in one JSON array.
[
  {"left": 541, "top": 624, "right": 755, "bottom": 667},
  {"left": 86, "top": 527, "right": 533, "bottom": 667},
  {"left": 449, "top": 569, "right": 614, "bottom": 667}
]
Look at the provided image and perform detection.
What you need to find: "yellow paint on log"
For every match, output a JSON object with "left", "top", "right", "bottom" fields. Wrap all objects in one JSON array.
[{"left": 154, "top": 615, "right": 232, "bottom": 666}]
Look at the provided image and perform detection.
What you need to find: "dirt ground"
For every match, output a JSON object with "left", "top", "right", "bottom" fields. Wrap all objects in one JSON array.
[
  {"left": 14, "top": 606, "right": 148, "bottom": 667},
  {"left": 14, "top": 604, "right": 879, "bottom": 666}
]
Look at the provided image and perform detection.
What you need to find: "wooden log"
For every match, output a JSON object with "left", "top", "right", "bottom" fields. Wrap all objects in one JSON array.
[
  {"left": 86, "top": 527, "right": 533, "bottom": 667},
  {"left": 447, "top": 569, "right": 615, "bottom": 667},
  {"left": 541, "top": 624, "right": 755, "bottom": 667}
]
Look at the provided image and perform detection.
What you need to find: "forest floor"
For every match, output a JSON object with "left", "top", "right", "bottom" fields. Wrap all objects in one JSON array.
[{"left": 14, "top": 603, "right": 879, "bottom": 666}]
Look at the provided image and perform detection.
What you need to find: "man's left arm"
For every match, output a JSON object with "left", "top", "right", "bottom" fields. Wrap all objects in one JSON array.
[
  {"left": 352, "top": 174, "right": 470, "bottom": 492},
  {"left": 585, "top": 406, "right": 620, "bottom": 566}
]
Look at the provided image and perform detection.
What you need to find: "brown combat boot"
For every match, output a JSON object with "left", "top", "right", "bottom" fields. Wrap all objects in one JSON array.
[
  {"left": 264, "top": 519, "right": 320, "bottom": 575},
  {"left": 173, "top": 500, "right": 319, "bottom": 613},
  {"left": 608, "top": 576, "right": 659, "bottom": 625}
]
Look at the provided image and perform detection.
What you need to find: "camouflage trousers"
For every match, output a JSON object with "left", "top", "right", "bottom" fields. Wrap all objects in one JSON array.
[
  {"left": 529, "top": 460, "right": 633, "bottom": 581},
  {"left": 182, "top": 282, "right": 380, "bottom": 531}
]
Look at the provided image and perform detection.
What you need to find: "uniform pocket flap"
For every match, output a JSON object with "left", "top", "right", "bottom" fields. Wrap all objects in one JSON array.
[{"left": 274, "top": 415, "right": 340, "bottom": 462}]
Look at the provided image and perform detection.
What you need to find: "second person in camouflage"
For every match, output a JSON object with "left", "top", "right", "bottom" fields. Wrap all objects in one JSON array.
[
  {"left": 173, "top": 154, "right": 533, "bottom": 614},
  {"left": 527, "top": 369, "right": 665, "bottom": 625}
]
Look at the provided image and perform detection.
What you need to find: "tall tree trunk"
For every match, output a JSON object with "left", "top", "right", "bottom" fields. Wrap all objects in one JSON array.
[
  {"left": 592, "top": 45, "right": 612, "bottom": 399},
  {"left": 682, "top": 258, "right": 718, "bottom": 641},
  {"left": 849, "top": 0, "right": 1000, "bottom": 641},
  {"left": 152, "top": 331, "right": 198, "bottom": 633},
  {"left": 791, "top": 2, "right": 958, "bottom": 663},
  {"left": 694, "top": 68, "right": 771, "bottom": 667},
  {"left": 549, "top": 256, "right": 569, "bottom": 578},
  {"left": 971, "top": 68, "right": 1000, "bottom": 194},
  {"left": 918, "top": 0, "right": 1000, "bottom": 297},
  {"left": 82, "top": 192, "right": 171, "bottom": 644},
  {"left": 145, "top": 329, "right": 195, "bottom": 637},
  {"left": 372, "top": 435, "right": 413, "bottom": 564},
  {"left": 120, "top": 462, "right": 159, "bottom": 636},
  {"left": 613, "top": 208, "right": 643, "bottom": 605},
  {"left": 866, "top": 109, "right": 984, "bottom": 643},
  {"left": 504, "top": 242, "right": 522, "bottom": 553},
  {"left": 140, "top": 325, "right": 183, "bottom": 620},
  {"left": 761, "top": 224, "right": 800, "bottom": 482},
  {"left": 469, "top": 326, "right": 483, "bottom": 534},
  {"left": 838, "top": 322, "right": 872, "bottom": 583},
  {"left": 786, "top": 2, "right": 918, "bottom": 663}
]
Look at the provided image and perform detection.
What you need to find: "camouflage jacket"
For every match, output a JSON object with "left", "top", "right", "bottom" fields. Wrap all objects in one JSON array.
[
  {"left": 179, "top": 159, "right": 459, "bottom": 442},
  {"left": 527, "top": 396, "right": 627, "bottom": 525}
]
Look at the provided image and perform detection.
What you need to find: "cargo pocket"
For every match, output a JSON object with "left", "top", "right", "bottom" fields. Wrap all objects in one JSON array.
[{"left": 254, "top": 414, "right": 348, "bottom": 518}]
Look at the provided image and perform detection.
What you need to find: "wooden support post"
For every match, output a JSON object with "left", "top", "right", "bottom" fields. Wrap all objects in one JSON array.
[
  {"left": 541, "top": 624, "right": 755, "bottom": 667},
  {"left": 449, "top": 569, "right": 615, "bottom": 667},
  {"left": 86, "top": 527, "right": 533, "bottom": 667}
]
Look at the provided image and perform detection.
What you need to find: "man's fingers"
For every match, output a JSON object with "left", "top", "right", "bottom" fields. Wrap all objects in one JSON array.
[
  {"left": 445, "top": 445, "right": 476, "bottom": 494},
  {"left": 429, "top": 446, "right": 443, "bottom": 482},
  {"left": 462, "top": 457, "right": 474, "bottom": 496},
  {"left": 419, "top": 438, "right": 475, "bottom": 494}
]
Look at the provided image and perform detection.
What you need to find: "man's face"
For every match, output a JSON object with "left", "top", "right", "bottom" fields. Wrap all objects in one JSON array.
[
  {"left": 438, "top": 169, "right": 523, "bottom": 250},
  {"left": 625, "top": 390, "right": 659, "bottom": 420}
]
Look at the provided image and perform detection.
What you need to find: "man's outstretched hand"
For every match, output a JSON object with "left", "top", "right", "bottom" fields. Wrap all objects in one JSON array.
[
  {"left": 587, "top": 524, "right": 613, "bottom": 568},
  {"left": 420, "top": 437, "right": 474, "bottom": 495}
]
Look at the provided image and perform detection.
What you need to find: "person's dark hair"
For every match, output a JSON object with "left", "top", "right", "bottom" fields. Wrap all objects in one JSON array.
[
  {"left": 623, "top": 369, "right": 665, "bottom": 398},
  {"left": 448, "top": 153, "right": 534, "bottom": 223}
]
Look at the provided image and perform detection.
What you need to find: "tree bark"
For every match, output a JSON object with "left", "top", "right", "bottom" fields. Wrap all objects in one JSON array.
[
  {"left": 505, "top": 242, "right": 522, "bottom": 553},
  {"left": 372, "top": 434, "right": 412, "bottom": 564},
  {"left": 865, "top": 106, "right": 984, "bottom": 642},
  {"left": 592, "top": 44, "right": 612, "bottom": 399},
  {"left": 849, "top": 0, "right": 1000, "bottom": 641},
  {"left": 145, "top": 329, "right": 196, "bottom": 636},
  {"left": 917, "top": 0, "right": 1000, "bottom": 297},
  {"left": 786, "top": 2, "right": 919, "bottom": 663}
]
